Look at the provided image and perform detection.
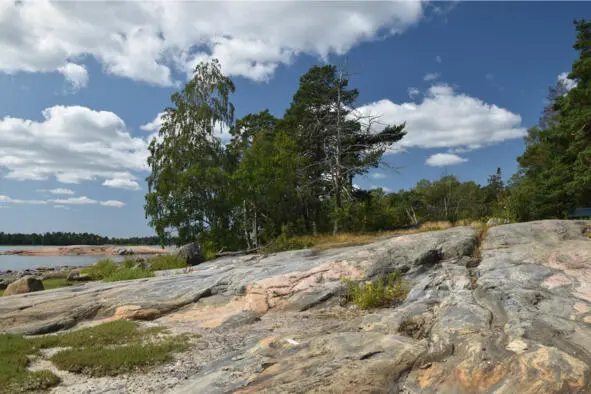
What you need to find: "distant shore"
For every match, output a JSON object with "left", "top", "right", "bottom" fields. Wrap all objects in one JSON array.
[{"left": 0, "top": 245, "right": 168, "bottom": 257}]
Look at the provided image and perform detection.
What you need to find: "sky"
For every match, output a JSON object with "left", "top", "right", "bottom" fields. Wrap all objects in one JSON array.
[{"left": 0, "top": 1, "right": 588, "bottom": 237}]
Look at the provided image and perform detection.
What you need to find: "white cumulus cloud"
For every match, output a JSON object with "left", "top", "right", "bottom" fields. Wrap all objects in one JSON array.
[
  {"left": 0, "top": 195, "right": 47, "bottom": 205},
  {"left": 423, "top": 72, "right": 440, "bottom": 81},
  {"left": 356, "top": 84, "right": 526, "bottom": 153},
  {"left": 48, "top": 188, "right": 75, "bottom": 195},
  {"left": 425, "top": 153, "right": 468, "bottom": 167},
  {"left": 0, "top": 1, "right": 424, "bottom": 85},
  {"left": 103, "top": 177, "right": 141, "bottom": 191},
  {"left": 52, "top": 196, "right": 97, "bottom": 205},
  {"left": 407, "top": 87, "right": 420, "bottom": 99},
  {"left": 100, "top": 200, "right": 126, "bottom": 208},
  {"left": 0, "top": 106, "right": 149, "bottom": 189},
  {"left": 557, "top": 72, "right": 577, "bottom": 92},
  {"left": 57, "top": 63, "right": 88, "bottom": 90},
  {"left": 370, "top": 184, "right": 392, "bottom": 192}
]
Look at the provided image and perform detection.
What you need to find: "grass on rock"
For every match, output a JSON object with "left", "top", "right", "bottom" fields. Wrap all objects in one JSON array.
[
  {"left": 147, "top": 255, "right": 187, "bottom": 271},
  {"left": 0, "top": 320, "right": 190, "bottom": 393},
  {"left": 341, "top": 272, "right": 410, "bottom": 310}
]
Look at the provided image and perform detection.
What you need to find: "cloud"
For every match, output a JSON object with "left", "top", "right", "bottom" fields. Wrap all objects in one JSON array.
[
  {"left": 423, "top": 72, "right": 440, "bottom": 81},
  {"left": 557, "top": 72, "right": 577, "bottom": 92},
  {"left": 100, "top": 200, "right": 126, "bottom": 208},
  {"left": 103, "top": 177, "right": 141, "bottom": 191},
  {"left": 0, "top": 1, "right": 424, "bottom": 85},
  {"left": 370, "top": 173, "right": 387, "bottom": 179},
  {"left": 425, "top": 153, "right": 468, "bottom": 167},
  {"left": 57, "top": 63, "right": 88, "bottom": 90},
  {"left": 0, "top": 106, "right": 148, "bottom": 188},
  {"left": 41, "top": 188, "right": 75, "bottom": 195},
  {"left": 435, "top": 55, "right": 442, "bottom": 63},
  {"left": 407, "top": 87, "right": 420, "bottom": 99},
  {"left": 53, "top": 205, "right": 70, "bottom": 210},
  {"left": 0, "top": 195, "right": 47, "bottom": 205},
  {"left": 370, "top": 184, "right": 392, "bottom": 192},
  {"left": 52, "top": 196, "right": 97, "bottom": 205},
  {"left": 356, "top": 84, "right": 526, "bottom": 152}
]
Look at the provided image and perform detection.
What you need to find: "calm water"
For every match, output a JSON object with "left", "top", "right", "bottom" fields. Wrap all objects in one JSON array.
[{"left": 0, "top": 246, "right": 124, "bottom": 271}]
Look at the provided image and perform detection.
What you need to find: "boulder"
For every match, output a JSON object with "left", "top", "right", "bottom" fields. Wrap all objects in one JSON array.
[
  {"left": 177, "top": 242, "right": 203, "bottom": 266},
  {"left": 117, "top": 248, "right": 135, "bottom": 256},
  {"left": 3, "top": 276, "right": 44, "bottom": 296}
]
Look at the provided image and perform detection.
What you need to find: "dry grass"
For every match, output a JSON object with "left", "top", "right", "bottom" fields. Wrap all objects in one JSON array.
[{"left": 264, "top": 220, "right": 490, "bottom": 254}]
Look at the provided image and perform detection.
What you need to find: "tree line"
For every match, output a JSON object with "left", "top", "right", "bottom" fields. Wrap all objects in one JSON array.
[
  {"left": 0, "top": 232, "right": 163, "bottom": 246},
  {"left": 145, "top": 19, "right": 590, "bottom": 250}
]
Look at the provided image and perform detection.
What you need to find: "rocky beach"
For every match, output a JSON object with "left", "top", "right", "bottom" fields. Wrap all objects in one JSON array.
[{"left": 1, "top": 220, "right": 590, "bottom": 393}]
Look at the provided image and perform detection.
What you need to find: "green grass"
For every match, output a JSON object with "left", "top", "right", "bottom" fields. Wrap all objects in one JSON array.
[
  {"left": 0, "top": 320, "right": 189, "bottom": 392},
  {"left": 50, "top": 336, "right": 188, "bottom": 376},
  {"left": 103, "top": 267, "right": 154, "bottom": 282},
  {"left": 42, "top": 277, "right": 75, "bottom": 290},
  {"left": 81, "top": 258, "right": 119, "bottom": 280},
  {"left": 341, "top": 272, "right": 410, "bottom": 310},
  {"left": 148, "top": 255, "right": 187, "bottom": 271}
]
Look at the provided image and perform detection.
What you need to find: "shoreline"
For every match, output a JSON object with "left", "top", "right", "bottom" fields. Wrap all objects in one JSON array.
[{"left": 0, "top": 245, "right": 168, "bottom": 257}]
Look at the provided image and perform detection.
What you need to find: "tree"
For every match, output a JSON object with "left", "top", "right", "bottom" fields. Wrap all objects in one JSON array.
[
  {"left": 512, "top": 19, "right": 591, "bottom": 220},
  {"left": 282, "top": 64, "right": 406, "bottom": 234},
  {"left": 145, "top": 59, "right": 239, "bottom": 247}
]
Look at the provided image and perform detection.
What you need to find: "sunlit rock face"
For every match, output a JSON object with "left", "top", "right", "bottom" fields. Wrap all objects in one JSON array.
[{"left": 1, "top": 220, "right": 590, "bottom": 394}]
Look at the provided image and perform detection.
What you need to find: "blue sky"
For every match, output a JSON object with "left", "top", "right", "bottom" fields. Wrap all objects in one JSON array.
[{"left": 0, "top": 1, "right": 587, "bottom": 236}]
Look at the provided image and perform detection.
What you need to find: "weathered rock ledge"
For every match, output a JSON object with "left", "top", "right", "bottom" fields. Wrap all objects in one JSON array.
[{"left": 1, "top": 220, "right": 590, "bottom": 393}]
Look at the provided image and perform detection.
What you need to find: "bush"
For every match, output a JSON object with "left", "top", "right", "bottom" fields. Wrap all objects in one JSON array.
[
  {"left": 342, "top": 272, "right": 410, "bottom": 309},
  {"left": 148, "top": 255, "right": 186, "bottom": 271}
]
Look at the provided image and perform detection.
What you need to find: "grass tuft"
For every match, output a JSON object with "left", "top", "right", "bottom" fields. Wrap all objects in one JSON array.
[
  {"left": 148, "top": 255, "right": 187, "bottom": 271},
  {"left": 103, "top": 267, "right": 154, "bottom": 282},
  {"left": 81, "top": 258, "right": 119, "bottom": 280},
  {"left": 341, "top": 272, "right": 410, "bottom": 310}
]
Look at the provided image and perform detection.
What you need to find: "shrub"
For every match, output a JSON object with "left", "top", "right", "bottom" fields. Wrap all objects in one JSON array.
[{"left": 341, "top": 272, "right": 410, "bottom": 309}]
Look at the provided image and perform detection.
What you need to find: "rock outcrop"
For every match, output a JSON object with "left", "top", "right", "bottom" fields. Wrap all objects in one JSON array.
[
  {"left": 3, "top": 276, "right": 44, "bottom": 296},
  {"left": 0, "top": 220, "right": 590, "bottom": 393},
  {"left": 177, "top": 242, "right": 204, "bottom": 266}
]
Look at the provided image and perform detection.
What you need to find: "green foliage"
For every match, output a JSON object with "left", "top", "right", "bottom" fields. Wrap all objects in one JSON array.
[
  {"left": 102, "top": 268, "right": 154, "bottom": 282},
  {"left": 49, "top": 336, "right": 188, "bottom": 377},
  {"left": 148, "top": 255, "right": 186, "bottom": 271},
  {"left": 81, "top": 258, "right": 119, "bottom": 280},
  {"left": 0, "top": 232, "right": 161, "bottom": 246},
  {"left": 42, "top": 277, "right": 75, "bottom": 290},
  {"left": 82, "top": 259, "right": 154, "bottom": 282},
  {"left": 511, "top": 19, "right": 591, "bottom": 220},
  {"left": 341, "top": 272, "right": 410, "bottom": 309},
  {"left": 0, "top": 334, "right": 61, "bottom": 393},
  {"left": 0, "top": 321, "right": 183, "bottom": 392}
]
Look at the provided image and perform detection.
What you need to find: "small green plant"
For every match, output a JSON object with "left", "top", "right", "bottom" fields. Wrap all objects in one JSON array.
[
  {"left": 148, "top": 255, "right": 186, "bottom": 271},
  {"left": 0, "top": 320, "right": 189, "bottom": 392},
  {"left": 103, "top": 268, "right": 154, "bottom": 282},
  {"left": 341, "top": 272, "right": 410, "bottom": 309}
]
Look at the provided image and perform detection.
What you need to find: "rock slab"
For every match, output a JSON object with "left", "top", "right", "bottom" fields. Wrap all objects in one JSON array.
[{"left": 1, "top": 220, "right": 591, "bottom": 394}]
